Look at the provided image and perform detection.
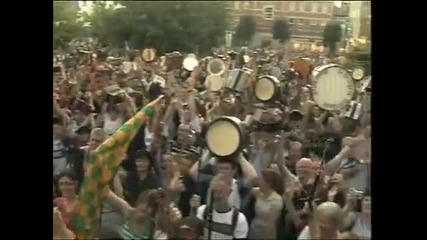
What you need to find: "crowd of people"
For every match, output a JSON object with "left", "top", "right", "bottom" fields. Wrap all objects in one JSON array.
[{"left": 53, "top": 44, "right": 371, "bottom": 240}]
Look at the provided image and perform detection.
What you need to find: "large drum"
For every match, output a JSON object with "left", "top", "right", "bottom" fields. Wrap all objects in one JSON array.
[
  {"left": 205, "top": 75, "right": 224, "bottom": 92},
  {"left": 206, "top": 116, "right": 244, "bottom": 157},
  {"left": 254, "top": 75, "right": 280, "bottom": 102},
  {"left": 225, "top": 68, "right": 251, "bottom": 92},
  {"left": 311, "top": 64, "right": 355, "bottom": 111}
]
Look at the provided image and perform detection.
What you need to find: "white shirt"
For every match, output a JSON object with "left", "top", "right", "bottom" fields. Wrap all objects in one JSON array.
[
  {"left": 197, "top": 205, "right": 248, "bottom": 240},
  {"left": 103, "top": 114, "right": 124, "bottom": 135},
  {"left": 351, "top": 213, "right": 371, "bottom": 239},
  {"left": 206, "top": 179, "right": 241, "bottom": 210},
  {"left": 144, "top": 127, "right": 154, "bottom": 149}
]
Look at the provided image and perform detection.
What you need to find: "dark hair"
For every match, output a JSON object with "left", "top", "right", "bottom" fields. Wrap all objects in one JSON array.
[
  {"left": 216, "top": 157, "right": 238, "bottom": 169},
  {"left": 57, "top": 170, "right": 78, "bottom": 182},
  {"left": 262, "top": 169, "right": 284, "bottom": 195},
  {"left": 133, "top": 149, "right": 153, "bottom": 168}
]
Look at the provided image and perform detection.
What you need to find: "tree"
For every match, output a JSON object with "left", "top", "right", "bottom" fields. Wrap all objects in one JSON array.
[
  {"left": 235, "top": 15, "right": 256, "bottom": 46},
  {"left": 53, "top": 2, "right": 83, "bottom": 49},
  {"left": 261, "top": 38, "right": 272, "bottom": 49},
  {"left": 272, "top": 19, "right": 290, "bottom": 43},
  {"left": 323, "top": 21, "right": 342, "bottom": 57},
  {"left": 87, "top": 1, "right": 229, "bottom": 55}
]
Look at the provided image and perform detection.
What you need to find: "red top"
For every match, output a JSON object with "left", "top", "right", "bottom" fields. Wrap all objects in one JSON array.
[{"left": 53, "top": 197, "right": 73, "bottom": 231}]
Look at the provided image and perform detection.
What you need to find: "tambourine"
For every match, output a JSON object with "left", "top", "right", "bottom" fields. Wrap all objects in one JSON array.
[
  {"left": 205, "top": 75, "right": 224, "bottom": 92},
  {"left": 207, "top": 58, "right": 226, "bottom": 76},
  {"left": 225, "top": 68, "right": 251, "bottom": 92},
  {"left": 351, "top": 66, "right": 365, "bottom": 81},
  {"left": 206, "top": 116, "right": 244, "bottom": 157},
  {"left": 141, "top": 48, "right": 157, "bottom": 63},
  {"left": 254, "top": 75, "right": 280, "bottom": 102}
]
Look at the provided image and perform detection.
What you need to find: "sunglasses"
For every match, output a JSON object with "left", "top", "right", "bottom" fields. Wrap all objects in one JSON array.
[{"left": 58, "top": 181, "right": 75, "bottom": 186}]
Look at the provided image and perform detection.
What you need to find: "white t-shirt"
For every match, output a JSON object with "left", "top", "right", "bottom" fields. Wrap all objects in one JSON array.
[
  {"left": 298, "top": 226, "right": 340, "bottom": 240},
  {"left": 103, "top": 114, "right": 124, "bottom": 135},
  {"left": 206, "top": 179, "right": 241, "bottom": 210},
  {"left": 196, "top": 205, "right": 248, "bottom": 240},
  {"left": 144, "top": 127, "right": 154, "bottom": 149},
  {"left": 351, "top": 213, "right": 371, "bottom": 239}
]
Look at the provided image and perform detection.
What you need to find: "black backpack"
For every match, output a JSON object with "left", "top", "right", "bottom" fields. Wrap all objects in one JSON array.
[{"left": 203, "top": 206, "right": 240, "bottom": 236}]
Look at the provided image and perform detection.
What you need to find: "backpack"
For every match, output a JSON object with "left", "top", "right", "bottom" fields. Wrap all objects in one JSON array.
[{"left": 203, "top": 206, "right": 240, "bottom": 236}]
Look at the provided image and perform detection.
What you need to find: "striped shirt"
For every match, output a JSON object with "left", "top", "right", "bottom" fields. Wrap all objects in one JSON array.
[{"left": 118, "top": 216, "right": 154, "bottom": 240}]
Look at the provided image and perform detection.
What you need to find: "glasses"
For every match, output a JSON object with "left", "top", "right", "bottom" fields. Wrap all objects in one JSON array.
[{"left": 58, "top": 181, "right": 75, "bottom": 186}]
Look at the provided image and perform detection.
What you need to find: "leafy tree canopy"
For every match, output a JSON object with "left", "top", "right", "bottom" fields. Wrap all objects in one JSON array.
[{"left": 272, "top": 19, "right": 290, "bottom": 43}]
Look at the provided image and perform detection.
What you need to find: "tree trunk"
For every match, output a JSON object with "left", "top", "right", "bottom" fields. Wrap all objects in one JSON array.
[{"left": 328, "top": 42, "right": 337, "bottom": 58}]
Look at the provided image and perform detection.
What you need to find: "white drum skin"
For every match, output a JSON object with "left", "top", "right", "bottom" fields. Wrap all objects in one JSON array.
[
  {"left": 254, "top": 75, "right": 280, "bottom": 102},
  {"left": 206, "top": 116, "right": 242, "bottom": 157},
  {"left": 311, "top": 64, "right": 355, "bottom": 111}
]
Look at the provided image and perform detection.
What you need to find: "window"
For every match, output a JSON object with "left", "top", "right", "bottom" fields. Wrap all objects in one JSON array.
[
  {"left": 234, "top": 1, "right": 240, "bottom": 9},
  {"left": 282, "top": 1, "right": 289, "bottom": 11},
  {"left": 299, "top": 19, "right": 304, "bottom": 25},
  {"left": 243, "top": 1, "right": 250, "bottom": 9},
  {"left": 322, "top": 3, "right": 330, "bottom": 14},
  {"left": 299, "top": 2, "right": 305, "bottom": 12},
  {"left": 304, "top": 2, "right": 312, "bottom": 12},
  {"left": 317, "top": 2, "right": 323, "bottom": 12},
  {"left": 289, "top": 2, "right": 296, "bottom": 11},
  {"left": 295, "top": 2, "right": 300, "bottom": 11},
  {"left": 310, "top": 20, "right": 316, "bottom": 26},
  {"left": 320, "top": 20, "right": 327, "bottom": 26},
  {"left": 289, "top": 18, "right": 295, "bottom": 24},
  {"left": 312, "top": 2, "right": 318, "bottom": 13},
  {"left": 263, "top": 6, "right": 274, "bottom": 20}
]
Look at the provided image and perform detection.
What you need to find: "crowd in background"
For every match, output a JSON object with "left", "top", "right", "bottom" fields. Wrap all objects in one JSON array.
[{"left": 53, "top": 45, "right": 371, "bottom": 240}]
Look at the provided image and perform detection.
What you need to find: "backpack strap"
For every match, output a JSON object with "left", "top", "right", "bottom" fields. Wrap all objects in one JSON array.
[{"left": 231, "top": 207, "right": 239, "bottom": 234}]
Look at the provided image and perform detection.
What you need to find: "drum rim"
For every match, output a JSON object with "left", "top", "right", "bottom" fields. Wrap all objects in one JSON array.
[
  {"left": 206, "top": 116, "right": 243, "bottom": 157},
  {"left": 207, "top": 58, "right": 225, "bottom": 76},
  {"left": 254, "top": 75, "right": 279, "bottom": 102}
]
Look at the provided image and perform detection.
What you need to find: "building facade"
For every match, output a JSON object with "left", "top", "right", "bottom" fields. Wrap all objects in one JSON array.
[
  {"left": 227, "top": 1, "right": 335, "bottom": 46},
  {"left": 349, "top": 1, "right": 371, "bottom": 39}
]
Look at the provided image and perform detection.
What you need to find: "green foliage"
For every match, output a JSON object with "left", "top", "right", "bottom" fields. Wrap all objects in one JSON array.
[
  {"left": 86, "top": 1, "right": 229, "bottom": 55},
  {"left": 272, "top": 19, "right": 290, "bottom": 43},
  {"left": 235, "top": 15, "right": 256, "bottom": 45},
  {"left": 261, "top": 38, "right": 272, "bottom": 48},
  {"left": 323, "top": 21, "right": 342, "bottom": 56},
  {"left": 53, "top": 2, "right": 83, "bottom": 50}
]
